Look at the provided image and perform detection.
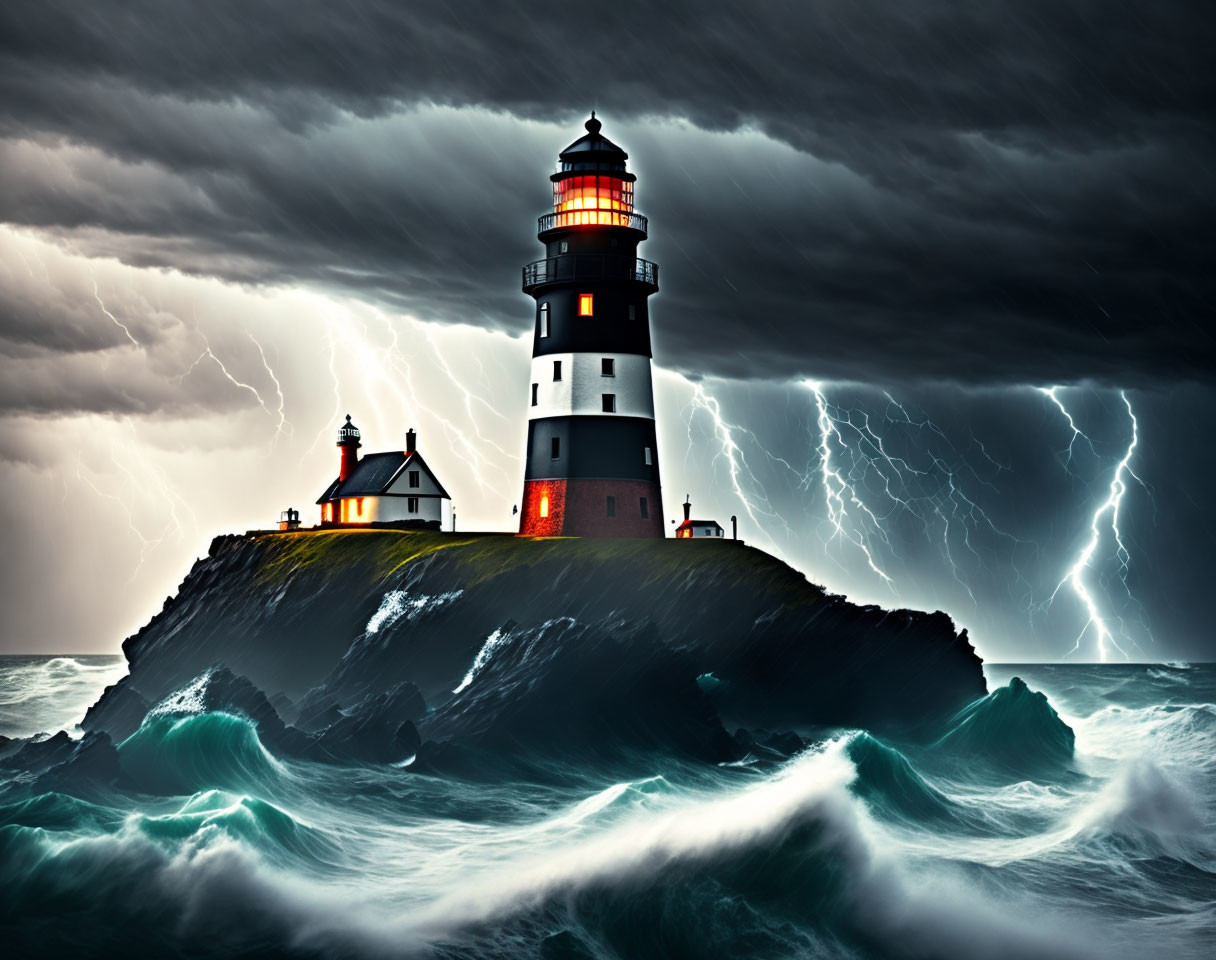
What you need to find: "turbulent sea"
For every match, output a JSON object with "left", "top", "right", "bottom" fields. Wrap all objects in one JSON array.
[{"left": 1, "top": 655, "right": 1214, "bottom": 959}]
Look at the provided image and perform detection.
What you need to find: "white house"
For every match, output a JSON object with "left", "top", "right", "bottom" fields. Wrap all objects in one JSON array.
[{"left": 317, "top": 418, "right": 451, "bottom": 529}]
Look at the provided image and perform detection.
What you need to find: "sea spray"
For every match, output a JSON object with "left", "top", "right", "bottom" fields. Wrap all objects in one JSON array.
[{"left": 3, "top": 659, "right": 1214, "bottom": 959}]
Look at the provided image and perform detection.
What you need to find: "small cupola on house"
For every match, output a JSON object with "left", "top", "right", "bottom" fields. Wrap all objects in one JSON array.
[
  {"left": 675, "top": 495, "right": 724, "bottom": 539},
  {"left": 317, "top": 416, "right": 451, "bottom": 528}
]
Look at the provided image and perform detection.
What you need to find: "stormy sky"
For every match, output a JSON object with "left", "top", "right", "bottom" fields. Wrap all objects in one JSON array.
[{"left": 1, "top": 1, "right": 1212, "bottom": 661}]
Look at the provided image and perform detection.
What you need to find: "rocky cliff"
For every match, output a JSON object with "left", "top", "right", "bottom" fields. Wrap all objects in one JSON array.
[{"left": 83, "top": 530, "right": 987, "bottom": 753}]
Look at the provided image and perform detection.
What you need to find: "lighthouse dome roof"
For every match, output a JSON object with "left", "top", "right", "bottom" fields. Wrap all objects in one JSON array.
[{"left": 557, "top": 113, "right": 629, "bottom": 174}]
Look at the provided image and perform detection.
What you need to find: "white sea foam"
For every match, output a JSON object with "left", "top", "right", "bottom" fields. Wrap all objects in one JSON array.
[
  {"left": 150, "top": 671, "right": 212, "bottom": 717},
  {"left": 452, "top": 628, "right": 509, "bottom": 694},
  {"left": 364, "top": 590, "right": 463, "bottom": 636}
]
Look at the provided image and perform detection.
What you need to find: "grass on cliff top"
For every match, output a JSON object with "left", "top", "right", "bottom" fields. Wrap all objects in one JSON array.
[{"left": 251, "top": 529, "right": 815, "bottom": 600}]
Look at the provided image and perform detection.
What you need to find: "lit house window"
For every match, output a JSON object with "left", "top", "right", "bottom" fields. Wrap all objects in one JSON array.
[
  {"left": 551, "top": 437, "right": 561, "bottom": 459},
  {"left": 531, "top": 383, "right": 538, "bottom": 406},
  {"left": 601, "top": 358, "right": 615, "bottom": 376},
  {"left": 407, "top": 497, "right": 419, "bottom": 513},
  {"left": 539, "top": 303, "right": 550, "bottom": 337},
  {"left": 408, "top": 470, "right": 420, "bottom": 488},
  {"left": 539, "top": 495, "right": 549, "bottom": 518},
  {"left": 602, "top": 394, "right": 616, "bottom": 413},
  {"left": 578, "top": 294, "right": 594, "bottom": 316},
  {"left": 606, "top": 496, "right": 616, "bottom": 517},
  {"left": 553, "top": 360, "right": 562, "bottom": 381}
]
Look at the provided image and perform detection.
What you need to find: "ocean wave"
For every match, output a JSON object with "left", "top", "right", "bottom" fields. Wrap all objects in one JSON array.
[
  {"left": 117, "top": 711, "right": 289, "bottom": 796},
  {"left": 392, "top": 743, "right": 1108, "bottom": 959},
  {"left": 1070, "top": 757, "right": 1209, "bottom": 865},
  {"left": 934, "top": 677, "right": 1076, "bottom": 778}
]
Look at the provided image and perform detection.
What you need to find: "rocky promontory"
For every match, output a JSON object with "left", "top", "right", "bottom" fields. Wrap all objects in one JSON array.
[{"left": 82, "top": 530, "right": 987, "bottom": 759}]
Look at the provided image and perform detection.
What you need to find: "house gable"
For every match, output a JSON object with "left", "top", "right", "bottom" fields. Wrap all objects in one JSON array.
[{"left": 385, "top": 452, "right": 451, "bottom": 499}]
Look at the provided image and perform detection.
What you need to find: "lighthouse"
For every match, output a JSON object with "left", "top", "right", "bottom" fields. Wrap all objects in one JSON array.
[{"left": 518, "top": 114, "right": 665, "bottom": 537}]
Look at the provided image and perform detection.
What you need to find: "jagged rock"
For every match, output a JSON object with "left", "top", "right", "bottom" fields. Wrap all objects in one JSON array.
[
  {"left": 36, "top": 732, "right": 121, "bottom": 788},
  {"left": 0, "top": 731, "right": 77, "bottom": 774},
  {"left": 80, "top": 675, "right": 149, "bottom": 743},
  {"left": 311, "top": 682, "right": 425, "bottom": 763}
]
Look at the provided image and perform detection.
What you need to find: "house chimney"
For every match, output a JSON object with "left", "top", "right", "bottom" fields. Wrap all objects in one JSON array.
[
  {"left": 406, "top": 427, "right": 417, "bottom": 454},
  {"left": 683, "top": 494, "right": 691, "bottom": 523},
  {"left": 732, "top": 515, "right": 737, "bottom": 540}
]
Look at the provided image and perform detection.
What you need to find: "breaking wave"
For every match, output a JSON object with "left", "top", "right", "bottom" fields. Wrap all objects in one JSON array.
[{"left": 2, "top": 660, "right": 1214, "bottom": 958}]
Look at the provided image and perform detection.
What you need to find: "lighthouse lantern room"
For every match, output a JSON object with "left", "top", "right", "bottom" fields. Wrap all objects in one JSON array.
[{"left": 518, "top": 114, "right": 664, "bottom": 537}]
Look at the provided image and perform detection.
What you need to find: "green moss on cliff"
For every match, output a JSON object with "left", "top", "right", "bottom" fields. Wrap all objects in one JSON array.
[{"left": 251, "top": 529, "right": 815, "bottom": 607}]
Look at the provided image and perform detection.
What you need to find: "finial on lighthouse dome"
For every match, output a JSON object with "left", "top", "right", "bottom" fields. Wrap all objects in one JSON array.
[
  {"left": 585, "top": 111, "right": 601, "bottom": 135},
  {"left": 337, "top": 413, "right": 361, "bottom": 447}
]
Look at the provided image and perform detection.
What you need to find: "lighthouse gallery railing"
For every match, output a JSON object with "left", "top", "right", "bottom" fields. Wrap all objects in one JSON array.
[
  {"left": 522, "top": 255, "right": 659, "bottom": 292},
  {"left": 536, "top": 211, "right": 648, "bottom": 236}
]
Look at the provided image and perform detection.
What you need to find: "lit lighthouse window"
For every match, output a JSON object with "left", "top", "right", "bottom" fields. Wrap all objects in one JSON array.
[
  {"left": 579, "top": 294, "right": 594, "bottom": 316},
  {"left": 539, "top": 495, "right": 549, "bottom": 518}
]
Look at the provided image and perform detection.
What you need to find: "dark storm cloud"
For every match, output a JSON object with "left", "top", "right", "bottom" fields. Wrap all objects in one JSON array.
[{"left": 1, "top": 0, "right": 1212, "bottom": 386}]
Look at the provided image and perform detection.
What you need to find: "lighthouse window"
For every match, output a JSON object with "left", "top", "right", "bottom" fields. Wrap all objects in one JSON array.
[
  {"left": 408, "top": 470, "right": 420, "bottom": 488},
  {"left": 559, "top": 241, "right": 569, "bottom": 254},
  {"left": 640, "top": 497, "right": 649, "bottom": 519},
  {"left": 539, "top": 495, "right": 549, "bottom": 518},
  {"left": 578, "top": 294, "right": 594, "bottom": 316},
  {"left": 606, "top": 496, "right": 617, "bottom": 517},
  {"left": 602, "top": 394, "right": 616, "bottom": 413},
  {"left": 628, "top": 304, "right": 636, "bottom": 321},
  {"left": 531, "top": 383, "right": 538, "bottom": 406},
  {"left": 601, "top": 358, "right": 615, "bottom": 377},
  {"left": 551, "top": 437, "right": 561, "bottom": 459},
  {"left": 539, "top": 303, "right": 550, "bottom": 337},
  {"left": 644, "top": 446, "right": 652, "bottom": 465},
  {"left": 553, "top": 360, "right": 562, "bottom": 381},
  {"left": 407, "top": 497, "right": 419, "bottom": 513}
]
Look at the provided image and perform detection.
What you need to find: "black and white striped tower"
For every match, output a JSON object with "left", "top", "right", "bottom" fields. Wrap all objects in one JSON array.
[{"left": 518, "top": 114, "right": 664, "bottom": 537}]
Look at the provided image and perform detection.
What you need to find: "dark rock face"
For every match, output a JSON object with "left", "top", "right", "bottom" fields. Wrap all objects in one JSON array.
[
  {"left": 36, "top": 733, "right": 121, "bottom": 789},
  {"left": 86, "top": 532, "right": 988, "bottom": 753},
  {"left": 80, "top": 676, "right": 149, "bottom": 743},
  {"left": 416, "top": 618, "right": 739, "bottom": 772},
  {"left": 0, "top": 730, "right": 78, "bottom": 774},
  {"left": 311, "top": 682, "right": 424, "bottom": 764}
]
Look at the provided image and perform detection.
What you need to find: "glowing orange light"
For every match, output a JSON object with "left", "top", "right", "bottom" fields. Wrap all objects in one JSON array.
[
  {"left": 579, "top": 294, "right": 594, "bottom": 316},
  {"left": 540, "top": 495, "right": 549, "bottom": 518},
  {"left": 553, "top": 176, "right": 633, "bottom": 216}
]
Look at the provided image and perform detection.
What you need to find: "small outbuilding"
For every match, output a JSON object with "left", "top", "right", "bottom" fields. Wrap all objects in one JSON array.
[{"left": 674, "top": 496, "right": 724, "bottom": 539}]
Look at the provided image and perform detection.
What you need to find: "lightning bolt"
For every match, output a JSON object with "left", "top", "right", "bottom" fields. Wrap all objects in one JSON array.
[
  {"left": 180, "top": 333, "right": 278, "bottom": 424},
  {"left": 807, "top": 381, "right": 894, "bottom": 585},
  {"left": 73, "top": 425, "right": 198, "bottom": 581},
  {"left": 1038, "top": 386, "right": 1097, "bottom": 470},
  {"left": 1043, "top": 388, "right": 1147, "bottom": 661},
  {"left": 683, "top": 381, "right": 788, "bottom": 535},
  {"left": 93, "top": 279, "right": 140, "bottom": 348},
  {"left": 248, "top": 333, "right": 292, "bottom": 440}
]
